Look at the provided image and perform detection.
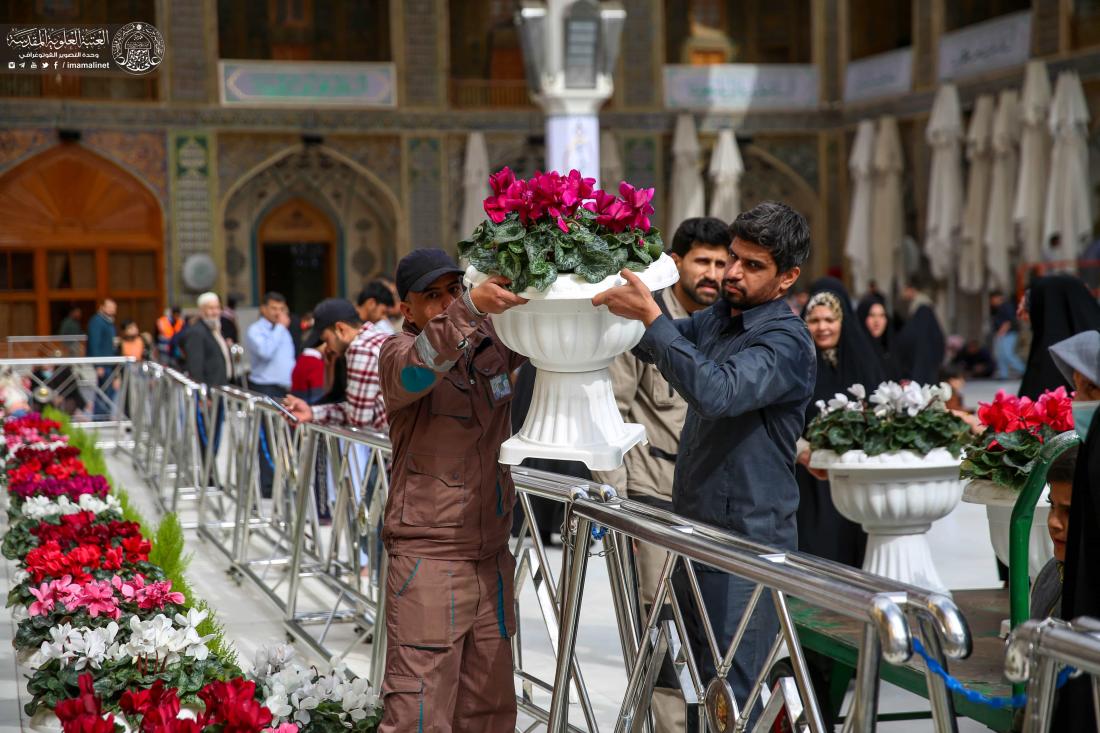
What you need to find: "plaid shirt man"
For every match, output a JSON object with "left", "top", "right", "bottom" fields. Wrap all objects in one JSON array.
[{"left": 312, "top": 323, "right": 391, "bottom": 430}]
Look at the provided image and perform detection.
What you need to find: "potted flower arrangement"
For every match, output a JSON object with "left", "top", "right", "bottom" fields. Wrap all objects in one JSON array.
[
  {"left": 459, "top": 167, "right": 679, "bottom": 470},
  {"left": 959, "top": 387, "right": 1075, "bottom": 579},
  {"left": 807, "top": 381, "right": 974, "bottom": 592}
]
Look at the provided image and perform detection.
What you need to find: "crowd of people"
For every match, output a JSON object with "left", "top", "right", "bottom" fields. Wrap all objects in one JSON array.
[{"left": 36, "top": 204, "right": 1100, "bottom": 730}]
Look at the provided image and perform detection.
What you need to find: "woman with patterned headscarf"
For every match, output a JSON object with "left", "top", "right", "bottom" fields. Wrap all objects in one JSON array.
[{"left": 795, "top": 282, "right": 886, "bottom": 566}]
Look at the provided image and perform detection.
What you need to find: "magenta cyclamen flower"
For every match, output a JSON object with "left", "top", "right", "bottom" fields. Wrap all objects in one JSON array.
[{"left": 9, "top": 475, "right": 110, "bottom": 500}]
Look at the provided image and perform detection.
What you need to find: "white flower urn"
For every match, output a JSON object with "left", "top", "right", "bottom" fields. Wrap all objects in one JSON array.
[
  {"left": 812, "top": 448, "right": 965, "bottom": 593},
  {"left": 465, "top": 254, "right": 679, "bottom": 471},
  {"left": 961, "top": 479, "right": 1054, "bottom": 580}
]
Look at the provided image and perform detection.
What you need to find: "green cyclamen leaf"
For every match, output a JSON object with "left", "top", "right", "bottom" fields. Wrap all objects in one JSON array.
[{"left": 493, "top": 218, "right": 526, "bottom": 244}]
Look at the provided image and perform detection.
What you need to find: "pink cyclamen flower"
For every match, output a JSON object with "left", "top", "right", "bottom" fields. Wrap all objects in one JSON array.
[
  {"left": 112, "top": 573, "right": 144, "bottom": 603},
  {"left": 263, "top": 724, "right": 300, "bottom": 733},
  {"left": 76, "top": 579, "right": 121, "bottom": 619},
  {"left": 617, "top": 181, "right": 655, "bottom": 232},
  {"left": 28, "top": 575, "right": 80, "bottom": 616},
  {"left": 135, "top": 580, "right": 186, "bottom": 610}
]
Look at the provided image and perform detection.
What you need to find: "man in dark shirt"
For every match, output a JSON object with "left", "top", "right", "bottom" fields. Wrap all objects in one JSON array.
[
  {"left": 594, "top": 201, "right": 816, "bottom": 719},
  {"left": 990, "top": 289, "right": 1025, "bottom": 378}
]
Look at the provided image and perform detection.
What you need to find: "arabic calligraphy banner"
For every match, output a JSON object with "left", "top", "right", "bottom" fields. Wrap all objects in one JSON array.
[
  {"left": 219, "top": 60, "right": 397, "bottom": 107},
  {"left": 844, "top": 48, "right": 913, "bottom": 103},
  {"left": 938, "top": 11, "right": 1031, "bottom": 82},
  {"left": 663, "top": 64, "right": 820, "bottom": 112}
]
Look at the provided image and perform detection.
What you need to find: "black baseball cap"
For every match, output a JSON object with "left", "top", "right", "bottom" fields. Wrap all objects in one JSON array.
[
  {"left": 307, "top": 298, "right": 359, "bottom": 347},
  {"left": 395, "top": 248, "right": 465, "bottom": 301}
]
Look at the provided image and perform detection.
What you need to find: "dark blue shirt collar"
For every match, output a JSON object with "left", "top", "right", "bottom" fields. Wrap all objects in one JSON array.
[{"left": 712, "top": 296, "right": 790, "bottom": 330}]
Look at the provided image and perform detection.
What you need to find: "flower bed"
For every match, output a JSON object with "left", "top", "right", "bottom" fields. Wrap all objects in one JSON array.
[{"left": 1, "top": 410, "right": 381, "bottom": 732}]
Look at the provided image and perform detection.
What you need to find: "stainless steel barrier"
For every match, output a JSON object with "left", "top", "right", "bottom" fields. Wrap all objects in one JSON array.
[
  {"left": 126, "top": 367, "right": 980, "bottom": 733},
  {"left": 0, "top": 356, "right": 134, "bottom": 450},
  {"left": 197, "top": 385, "right": 306, "bottom": 610},
  {"left": 284, "top": 422, "right": 392, "bottom": 678},
  {"left": 1007, "top": 616, "right": 1100, "bottom": 733},
  {"left": 144, "top": 368, "right": 208, "bottom": 518},
  {"left": 5, "top": 334, "right": 86, "bottom": 357},
  {"left": 548, "top": 495, "right": 972, "bottom": 733}
]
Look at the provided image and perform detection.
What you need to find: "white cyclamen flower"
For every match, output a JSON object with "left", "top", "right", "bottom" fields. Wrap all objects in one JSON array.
[
  {"left": 826, "top": 393, "right": 850, "bottom": 412},
  {"left": 252, "top": 643, "right": 299, "bottom": 677},
  {"left": 900, "top": 381, "right": 927, "bottom": 416},
  {"left": 869, "top": 381, "right": 905, "bottom": 416},
  {"left": 848, "top": 383, "right": 866, "bottom": 400}
]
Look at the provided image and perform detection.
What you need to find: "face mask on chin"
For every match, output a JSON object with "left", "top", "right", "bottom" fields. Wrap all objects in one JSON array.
[
  {"left": 203, "top": 317, "right": 220, "bottom": 330},
  {"left": 1072, "top": 400, "right": 1099, "bottom": 441}
]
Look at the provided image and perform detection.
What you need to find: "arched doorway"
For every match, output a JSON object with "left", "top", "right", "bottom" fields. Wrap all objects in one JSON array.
[
  {"left": 221, "top": 144, "right": 401, "bottom": 306},
  {"left": 0, "top": 144, "right": 163, "bottom": 337},
  {"left": 257, "top": 197, "right": 337, "bottom": 315}
]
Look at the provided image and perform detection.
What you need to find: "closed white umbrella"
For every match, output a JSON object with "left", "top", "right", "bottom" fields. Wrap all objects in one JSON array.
[
  {"left": 924, "top": 84, "right": 965, "bottom": 282},
  {"left": 984, "top": 89, "right": 1020, "bottom": 292},
  {"left": 708, "top": 128, "right": 745, "bottom": 223},
  {"left": 845, "top": 120, "right": 877, "bottom": 295},
  {"left": 1043, "top": 71, "right": 1092, "bottom": 264},
  {"left": 959, "top": 94, "right": 996, "bottom": 294},
  {"left": 870, "top": 115, "right": 905, "bottom": 294},
  {"left": 669, "top": 114, "right": 705, "bottom": 229},
  {"left": 1013, "top": 61, "right": 1052, "bottom": 264},
  {"left": 460, "top": 132, "right": 491, "bottom": 238},
  {"left": 600, "top": 130, "right": 623, "bottom": 191}
]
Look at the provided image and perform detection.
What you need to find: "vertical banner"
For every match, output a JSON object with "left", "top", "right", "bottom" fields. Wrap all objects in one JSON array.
[{"left": 546, "top": 114, "right": 600, "bottom": 184}]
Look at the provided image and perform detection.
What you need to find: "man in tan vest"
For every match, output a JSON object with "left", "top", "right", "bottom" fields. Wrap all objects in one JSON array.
[{"left": 593, "top": 216, "right": 731, "bottom": 731}]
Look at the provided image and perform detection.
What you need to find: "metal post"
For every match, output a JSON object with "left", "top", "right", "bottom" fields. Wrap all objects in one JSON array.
[
  {"left": 547, "top": 509, "right": 594, "bottom": 732},
  {"left": 771, "top": 589, "right": 827, "bottom": 733},
  {"left": 843, "top": 623, "right": 882, "bottom": 733},
  {"left": 918, "top": 616, "right": 959, "bottom": 733},
  {"left": 285, "top": 428, "right": 318, "bottom": 620}
]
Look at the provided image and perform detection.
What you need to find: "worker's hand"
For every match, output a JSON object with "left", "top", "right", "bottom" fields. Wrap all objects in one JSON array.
[
  {"left": 282, "top": 395, "right": 313, "bottom": 423},
  {"left": 277, "top": 311, "right": 291, "bottom": 329},
  {"left": 470, "top": 276, "right": 528, "bottom": 315},
  {"left": 95, "top": 367, "right": 105, "bottom": 378},
  {"left": 951, "top": 409, "right": 983, "bottom": 434},
  {"left": 592, "top": 269, "right": 662, "bottom": 326}
]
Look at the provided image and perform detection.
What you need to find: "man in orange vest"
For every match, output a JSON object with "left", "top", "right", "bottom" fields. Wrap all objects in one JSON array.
[{"left": 156, "top": 306, "right": 184, "bottom": 364}]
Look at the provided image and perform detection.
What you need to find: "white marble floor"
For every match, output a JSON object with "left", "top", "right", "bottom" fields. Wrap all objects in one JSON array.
[{"left": 1, "top": 379, "right": 1017, "bottom": 731}]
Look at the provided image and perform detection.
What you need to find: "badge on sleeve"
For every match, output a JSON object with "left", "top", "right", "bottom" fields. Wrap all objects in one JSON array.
[{"left": 488, "top": 372, "right": 513, "bottom": 403}]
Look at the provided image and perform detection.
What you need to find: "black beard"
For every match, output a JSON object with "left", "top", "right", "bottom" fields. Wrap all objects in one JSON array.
[{"left": 683, "top": 279, "right": 721, "bottom": 306}]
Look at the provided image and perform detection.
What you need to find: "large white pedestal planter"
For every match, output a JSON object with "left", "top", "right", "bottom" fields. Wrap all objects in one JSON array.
[
  {"left": 962, "top": 480, "right": 1053, "bottom": 580},
  {"left": 813, "top": 449, "right": 965, "bottom": 593},
  {"left": 466, "top": 254, "right": 679, "bottom": 471}
]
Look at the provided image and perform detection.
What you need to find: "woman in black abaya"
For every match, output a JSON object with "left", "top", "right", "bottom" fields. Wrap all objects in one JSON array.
[
  {"left": 1018, "top": 274, "right": 1100, "bottom": 399},
  {"left": 795, "top": 285, "right": 886, "bottom": 567},
  {"left": 857, "top": 293, "right": 900, "bottom": 380},
  {"left": 1053, "top": 405, "right": 1100, "bottom": 729},
  {"left": 895, "top": 291, "right": 946, "bottom": 386}
]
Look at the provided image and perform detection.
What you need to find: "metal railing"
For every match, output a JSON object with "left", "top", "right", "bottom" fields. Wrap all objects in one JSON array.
[
  {"left": 550, "top": 495, "right": 971, "bottom": 733},
  {"left": 0, "top": 355, "right": 134, "bottom": 449},
  {"left": 1007, "top": 616, "right": 1100, "bottom": 733},
  {"left": 114, "top": 361, "right": 1003, "bottom": 731},
  {"left": 5, "top": 334, "right": 86, "bottom": 357}
]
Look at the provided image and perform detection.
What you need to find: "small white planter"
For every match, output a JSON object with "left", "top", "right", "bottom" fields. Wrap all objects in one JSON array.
[
  {"left": 28, "top": 710, "right": 61, "bottom": 733},
  {"left": 962, "top": 479, "right": 1054, "bottom": 580},
  {"left": 812, "top": 449, "right": 965, "bottom": 593},
  {"left": 466, "top": 254, "right": 679, "bottom": 471}
]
